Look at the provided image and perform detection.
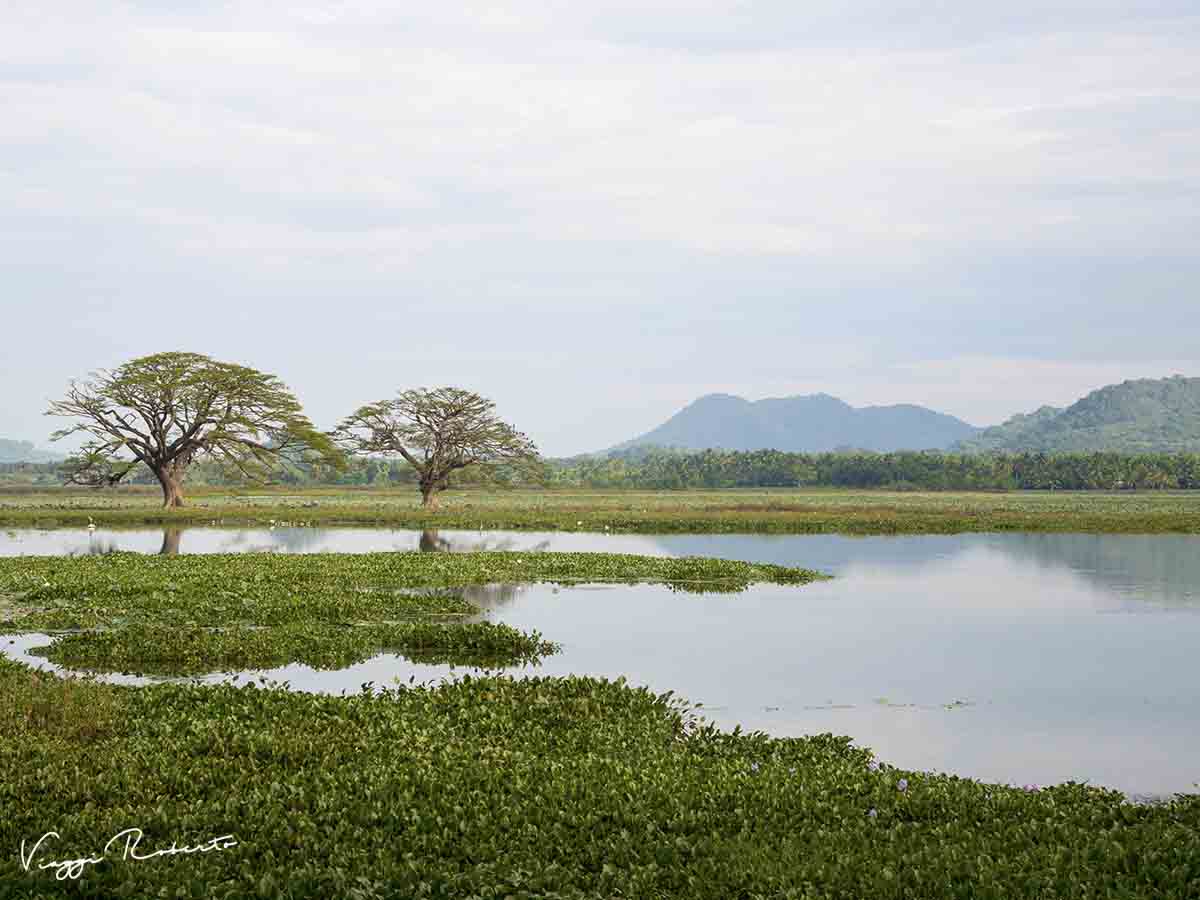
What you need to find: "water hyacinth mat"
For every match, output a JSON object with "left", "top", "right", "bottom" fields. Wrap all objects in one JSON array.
[{"left": 0, "top": 552, "right": 1196, "bottom": 897}]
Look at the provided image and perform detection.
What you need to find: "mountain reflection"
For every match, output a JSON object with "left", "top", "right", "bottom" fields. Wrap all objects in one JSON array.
[{"left": 648, "top": 533, "right": 1200, "bottom": 608}]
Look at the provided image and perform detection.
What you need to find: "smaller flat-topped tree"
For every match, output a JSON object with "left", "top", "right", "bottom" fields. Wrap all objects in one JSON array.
[
  {"left": 334, "top": 387, "right": 539, "bottom": 509},
  {"left": 47, "top": 351, "right": 340, "bottom": 508}
]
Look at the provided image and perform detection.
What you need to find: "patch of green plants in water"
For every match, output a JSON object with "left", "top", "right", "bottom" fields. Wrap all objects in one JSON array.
[
  {"left": 0, "top": 551, "right": 823, "bottom": 674},
  {"left": 1, "top": 657, "right": 1197, "bottom": 899},
  {"left": 29, "top": 621, "right": 556, "bottom": 675}
]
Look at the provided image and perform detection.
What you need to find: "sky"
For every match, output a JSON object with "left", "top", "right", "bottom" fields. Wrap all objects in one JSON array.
[{"left": 2, "top": 2, "right": 1197, "bottom": 457}]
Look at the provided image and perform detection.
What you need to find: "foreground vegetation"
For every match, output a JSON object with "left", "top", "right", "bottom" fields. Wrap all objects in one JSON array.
[
  {"left": 2, "top": 552, "right": 1197, "bottom": 897},
  {"left": 3, "top": 486, "right": 1200, "bottom": 534},
  {"left": 0, "top": 552, "right": 823, "bottom": 675},
  {"left": 2, "top": 659, "right": 1198, "bottom": 898}
]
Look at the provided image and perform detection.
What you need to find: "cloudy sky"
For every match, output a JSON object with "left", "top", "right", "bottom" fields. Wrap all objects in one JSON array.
[{"left": 3, "top": 2, "right": 1197, "bottom": 456}]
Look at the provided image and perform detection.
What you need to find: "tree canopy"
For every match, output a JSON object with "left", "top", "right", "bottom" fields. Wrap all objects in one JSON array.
[
  {"left": 334, "top": 387, "right": 539, "bottom": 508},
  {"left": 47, "top": 351, "right": 340, "bottom": 507}
]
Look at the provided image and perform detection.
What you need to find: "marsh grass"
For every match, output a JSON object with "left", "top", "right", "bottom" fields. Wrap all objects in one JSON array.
[{"left": 3, "top": 486, "right": 1200, "bottom": 533}]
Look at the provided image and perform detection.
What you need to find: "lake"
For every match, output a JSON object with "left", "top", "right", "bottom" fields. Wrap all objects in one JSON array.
[{"left": 3, "top": 526, "right": 1199, "bottom": 797}]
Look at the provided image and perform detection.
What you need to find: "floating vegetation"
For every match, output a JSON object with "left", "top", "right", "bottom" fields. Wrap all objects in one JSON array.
[
  {"left": 31, "top": 621, "right": 557, "bottom": 675},
  {"left": 1, "top": 658, "right": 1197, "bottom": 898},
  {"left": 0, "top": 551, "right": 823, "bottom": 675}
]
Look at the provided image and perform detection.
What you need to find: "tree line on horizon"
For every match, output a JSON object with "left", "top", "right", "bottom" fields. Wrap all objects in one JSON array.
[
  {"left": 7, "top": 446, "right": 1200, "bottom": 493},
  {"left": 13, "top": 350, "right": 1200, "bottom": 502},
  {"left": 545, "top": 447, "right": 1200, "bottom": 491}
]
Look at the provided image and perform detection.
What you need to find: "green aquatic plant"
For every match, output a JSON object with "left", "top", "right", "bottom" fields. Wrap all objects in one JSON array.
[
  {"left": 1, "top": 658, "right": 1196, "bottom": 898},
  {"left": 31, "top": 621, "right": 557, "bottom": 675},
  {"left": 1, "top": 546, "right": 1197, "bottom": 897},
  {"left": 0, "top": 550, "right": 824, "bottom": 631},
  {"left": 0, "top": 551, "right": 823, "bottom": 675}
]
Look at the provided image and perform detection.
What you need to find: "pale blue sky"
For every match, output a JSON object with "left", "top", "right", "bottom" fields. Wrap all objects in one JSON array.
[{"left": 3, "top": 2, "right": 1197, "bottom": 455}]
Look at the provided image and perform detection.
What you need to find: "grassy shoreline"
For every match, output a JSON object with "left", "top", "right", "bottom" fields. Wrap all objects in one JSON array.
[{"left": 4, "top": 486, "right": 1200, "bottom": 533}]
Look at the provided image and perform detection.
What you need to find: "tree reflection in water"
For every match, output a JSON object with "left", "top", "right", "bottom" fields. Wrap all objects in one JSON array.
[
  {"left": 159, "top": 526, "right": 183, "bottom": 556},
  {"left": 70, "top": 526, "right": 546, "bottom": 615},
  {"left": 419, "top": 529, "right": 549, "bottom": 612},
  {"left": 418, "top": 528, "right": 550, "bottom": 556}
]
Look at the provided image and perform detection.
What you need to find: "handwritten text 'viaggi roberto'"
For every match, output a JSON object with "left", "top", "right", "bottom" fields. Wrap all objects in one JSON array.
[{"left": 20, "top": 828, "right": 238, "bottom": 880}]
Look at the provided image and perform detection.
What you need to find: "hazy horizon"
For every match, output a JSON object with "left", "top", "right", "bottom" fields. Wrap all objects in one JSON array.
[
  {"left": 12, "top": 372, "right": 1200, "bottom": 458},
  {"left": 4, "top": 3, "right": 1197, "bottom": 456}
]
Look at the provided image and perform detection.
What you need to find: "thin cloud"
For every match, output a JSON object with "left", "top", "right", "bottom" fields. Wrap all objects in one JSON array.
[{"left": 1, "top": 2, "right": 1196, "bottom": 455}]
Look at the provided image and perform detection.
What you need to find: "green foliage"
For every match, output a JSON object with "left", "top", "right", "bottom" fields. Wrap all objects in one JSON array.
[
  {"left": 0, "top": 551, "right": 822, "bottom": 623},
  {"left": 334, "top": 386, "right": 540, "bottom": 506},
  {"left": 549, "top": 447, "right": 1200, "bottom": 492},
  {"left": 1, "top": 657, "right": 1196, "bottom": 898},
  {"left": 1, "top": 548, "right": 1196, "bottom": 897},
  {"left": 957, "top": 376, "right": 1200, "bottom": 453},
  {"left": 32, "top": 621, "right": 557, "bottom": 674},
  {"left": 2, "top": 486, "right": 1200, "bottom": 533},
  {"left": 0, "top": 551, "right": 822, "bottom": 674},
  {"left": 45, "top": 351, "right": 342, "bottom": 506},
  {"left": 13, "top": 446, "right": 1200, "bottom": 496}
]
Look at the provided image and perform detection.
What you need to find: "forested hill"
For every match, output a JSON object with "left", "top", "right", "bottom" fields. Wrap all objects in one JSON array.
[
  {"left": 0, "top": 439, "right": 61, "bottom": 463},
  {"left": 611, "top": 393, "right": 979, "bottom": 453},
  {"left": 954, "top": 376, "right": 1200, "bottom": 453}
]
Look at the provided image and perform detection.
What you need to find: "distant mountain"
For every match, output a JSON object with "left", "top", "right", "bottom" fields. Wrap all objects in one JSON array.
[
  {"left": 609, "top": 393, "right": 980, "bottom": 454},
  {"left": 0, "top": 439, "right": 62, "bottom": 463},
  {"left": 954, "top": 376, "right": 1200, "bottom": 453}
]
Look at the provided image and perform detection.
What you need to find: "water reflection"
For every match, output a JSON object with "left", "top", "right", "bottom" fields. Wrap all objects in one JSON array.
[
  {"left": 63, "top": 533, "right": 124, "bottom": 557},
  {"left": 5, "top": 526, "right": 1200, "bottom": 795},
  {"left": 992, "top": 533, "right": 1200, "bottom": 608},
  {"left": 646, "top": 533, "right": 1200, "bottom": 609},
  {"left": 417, "top": 530, "right": 542, "bottom": 611},
  {"left": 8, "top": 527, "right": 1197, "bottom": 610},
  {"left": 7, "top": 572, "right": 1200, "bottom": 796},
  {"left": 419, "top": 528, "right": 551, "bottom": 555},
  {"left": 160, "top": 526, "right": 183, "bottom": 556},
  {"left": 461, "top": 582, "right": 529, "bottom": 613},
  {"left": 419, "top": 528, "right": 450, "bottom": 553}
]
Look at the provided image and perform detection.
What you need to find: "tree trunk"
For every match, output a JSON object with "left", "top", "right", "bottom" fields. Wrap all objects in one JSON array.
[
  {"left": 419, "top": 529, "right": 450, "bottom": 552},
  {"left": 159, "top": 526, "right": 183, "bottom": 556},
  {"left": 420, "top": 484, "right": 440, "bottom": 510},
  {"left": 155, "top": 468, "right": 185, "bottom": 508}
]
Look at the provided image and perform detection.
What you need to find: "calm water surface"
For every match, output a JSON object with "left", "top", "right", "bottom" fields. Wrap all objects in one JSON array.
[{"left": 3, "top": 526, "right": 1199, "bottom": 796}]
